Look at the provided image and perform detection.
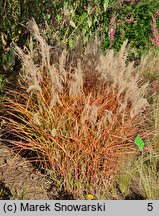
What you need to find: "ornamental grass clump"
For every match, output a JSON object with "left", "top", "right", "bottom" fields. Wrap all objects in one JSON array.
[{"left": 1, "top": 19, "right": 150, "bottom": 199}]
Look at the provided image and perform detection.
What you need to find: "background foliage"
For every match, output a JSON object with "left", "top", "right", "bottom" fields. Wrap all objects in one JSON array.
[{"left": 1, "top": 0, "right": 159, "bottom": 76}]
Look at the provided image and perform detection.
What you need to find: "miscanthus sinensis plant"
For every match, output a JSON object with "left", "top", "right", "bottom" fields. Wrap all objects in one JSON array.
[{"left": 1, "top": 19, "right": 150, "bottom": 199}]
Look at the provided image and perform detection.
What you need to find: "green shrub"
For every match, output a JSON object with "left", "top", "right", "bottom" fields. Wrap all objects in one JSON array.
[
  {"left": 102, "top": 1, "right": 159, "bottom": 59},
  {"left": 1, "top": 0, "right": 159, "bottom": 69}
]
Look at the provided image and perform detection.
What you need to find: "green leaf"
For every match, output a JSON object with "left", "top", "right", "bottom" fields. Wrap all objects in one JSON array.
[
  {"left": 134, "top": 136, "right": 144, "bottom": 151},
  {"left": 69, "top": 38, "right": 74, "bottom": 49},
  {"left": 70, "top": 20, "right": 76, "bottom": 28},
  {"left": 80, "top": 12, "right": 87, "bottom": 23},
  {"left": 87, "top": 17, "right": 92, "bottom": 28},
  {"left": 104, "top": 0, "right": 109, "bottom": 12}
]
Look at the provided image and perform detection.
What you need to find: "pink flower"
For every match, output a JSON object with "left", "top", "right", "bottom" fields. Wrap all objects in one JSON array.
[
  {"left": 155, "top": 10, "right": 159, "bottom": 18},
  {"left": 151, "top": 16, "right": 159, "bottom": 46},
  {"left": 109, "top": 16, "right": 116, "bottom": 44},
  {"left": 109, "top": 28, "right": 115, "bottom": 43}
]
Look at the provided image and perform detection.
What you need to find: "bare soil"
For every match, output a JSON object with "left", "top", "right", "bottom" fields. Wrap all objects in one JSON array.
[{"left": 0, "top": 142, "right": 51, "bottom": 199}]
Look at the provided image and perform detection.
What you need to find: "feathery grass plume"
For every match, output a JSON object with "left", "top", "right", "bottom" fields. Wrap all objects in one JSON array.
[
  {"left": 69, "top": 60, "right": 83, "bottom": 97},
  {"left": 96, "top": 40, "right": 149, "bottom": 120},
  {"left": 138, "top": 49, "right": 159, "bottom": 99},
  {"left": 1, "top": 20, "right": 152, "bottom": 199},
  {"left": 27, "top": 18, "right": 51, "bottom": 67}
]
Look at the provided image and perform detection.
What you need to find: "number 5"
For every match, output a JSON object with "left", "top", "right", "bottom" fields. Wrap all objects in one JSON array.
[{"left": 147, "top": 203, "right": 153, "bottom": 211}]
